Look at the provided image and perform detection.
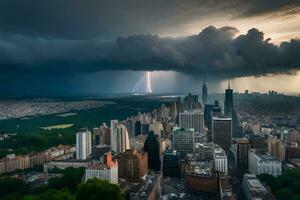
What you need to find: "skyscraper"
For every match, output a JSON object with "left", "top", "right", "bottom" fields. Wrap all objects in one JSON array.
[
  {"left": 115, "top": 123, "right": 130, "bottom": 153},
  {"left": 212, "top": 116, "right": 232, "bottom": 151},
  {"left": 224, "top": 81, "right": 233, "bottom": 117},
  {"left": 237, "top": 138, "right": 251, "bottom": 171},
  {"left": 110, "top": 119, "right": 119, "bottom": 152},
  {"left": 76, "top": 129, "right": 92, "bottom": 160},
  {"left": 202, "top": 74, "right": 208, "bottom": 106},
  {"left": 179, "top": 109, "right": 204, "bottom": 133},
  {"left": 144, "top": 131, "right": 161, "bottom": 171},
  {"left": 172, "top": 127, "right": 195, "bottom": 155}
]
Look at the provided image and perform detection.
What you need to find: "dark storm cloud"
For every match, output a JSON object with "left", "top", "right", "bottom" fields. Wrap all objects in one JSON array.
[
  {"left": 0, "top": 0, "right": 299, "bottom": 39},
  {"left": 0, "top": 26, "right": 300, "bottom": 78}
]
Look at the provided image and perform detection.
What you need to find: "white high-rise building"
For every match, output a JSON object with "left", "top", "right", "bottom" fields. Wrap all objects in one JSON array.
[
  {"left": 110, "top": 119, "right": 119, "bottom": 152},
  {"left": 248, "top": 149, "right": 282, "bottom": 176},
  {"left": 76, "top": 129, "right": 92, "bottom": 160},
  {"left": 172, "top": 127, "right": 195, "bottom": 155},
  {"left": 214, "top": 146, "right": 228, "bottom": 175},
  {"left": 179, "top": 109, "right": 204, "bottom": 133},
  {"left": 115, "top": 123, "right": 130, "bottom": 153}
]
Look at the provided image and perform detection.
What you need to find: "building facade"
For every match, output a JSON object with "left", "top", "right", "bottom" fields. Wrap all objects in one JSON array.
[
  {"left": 214, "top": 147, "right": 228, "bottom": 175},
  {"left": 212, "top": 117, "right": 232, "bottom": 151},
  {"left": 76, "top": 129, "right": 92, "bottom": 160},
  {"left": 179, "top": 109, "right": 204, "bottom": 133},
  {"left": 118, "top": 149, "right": 148, "bottom": 182},
  {"left": 248, "top": 149, "right": 282, "bottom": 176},
  {"left": 144, "top": 131, "right": 161, "bottom": 171},
  {"left": 237, "top": 138, "right": 251, "bottom": 171},
  {"left": 84, "top": 152, "right": 118, "bottom": 184},
  {"left": 172, "top": 127, "right": 195, "bottom": 155}
]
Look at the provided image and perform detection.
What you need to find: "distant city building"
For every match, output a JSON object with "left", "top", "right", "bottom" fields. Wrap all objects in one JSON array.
[
  {"left": 212, "top": 117, "right": 232, "bottom": 151},
  {"left": 172, "top": 127, "right": 195, "bottom": 155},
  {"left": 99, "top": 123, "right": 111, "bottom": 145},
  {"left": 204, "top": 104, "right": 214, "bottom": 129},
  {"left": 242, "top": 174, "right": 270, "bottom": 200},
  {"left": 202, "top": 75, "right": 208, "bottom": 105},
  {"left": 149, "top": 122, "right": 163, "bottom": 138},
  {"left": 224, "top": 81, "right": 233, "bottom": 118},
  {"left": 144, "top": 131, "right": 161, "bottom": 171},
  {"left": 237, "top": 138, "right": 251, "bottom": 171},
  {"left": 169, "top": 101, "right": 178, "bottom": 119},
  {"left": 214, "top": 147, "right": 228, "bottom": 175},
  {"left": 91, "top": 144, "right": 111, "bottom": 160},
  {"left": 194, "top": 143, "right": 214, "bottom": 161},
  {"left": 184, "top": 93, "right": 201, "bottom": 110},
  {"left": 135, "top": 119, "right": 150, "bottom": 136},
  {"left": 249, "top": 134, "right": 267, "bottom": 153},
  {"left": 248, "top": 149, "right": 282, "bottom": 176},
  {"left": 110, "top": 119, "right": 119, "bottom": 152},
  {"left": 118, "top": 149, "right": 148, "bottom": 182},
  {"left": 76, "top": 129, "right": 92, "bottom": 160},
  {"left": 179, "top": 109, "right": 204, "bottom": 133},
  {"left": 163, "top": 149, "right": 181, "bottom": 178},
  {"left": 115, "top": 123, "right": 130, "bottom": 153},
  {"left": 84, "top": 152, "right": 118, "bottom": 184},
  {"left": 267, "top": 135, "right": 286, "bottom": 161},
  {"left": 134, "top": 121, "right": 142, "bottom": 136}
]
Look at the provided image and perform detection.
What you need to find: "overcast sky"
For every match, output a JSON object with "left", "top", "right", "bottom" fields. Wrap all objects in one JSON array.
[{"left": 0, "top": 0, "right": 300, "bottom": 95}]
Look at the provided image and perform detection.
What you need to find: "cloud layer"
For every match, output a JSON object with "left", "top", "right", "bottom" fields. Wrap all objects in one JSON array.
[{"left": 0, "top": 26, "right": 299, "bottom": 79}]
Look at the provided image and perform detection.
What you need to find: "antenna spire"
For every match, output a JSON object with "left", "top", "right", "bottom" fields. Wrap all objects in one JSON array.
[{"left": 228, "top": 80, "right": 231, "bottom": 89}]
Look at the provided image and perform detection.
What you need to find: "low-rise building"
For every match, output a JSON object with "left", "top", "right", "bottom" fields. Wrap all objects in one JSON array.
[
  {"left": 248, "top": 149, "right": 282, "bottom": 176},
  {"left": 214, "top": 147, "right": 228, "bottom": 175},
  {"left": 242, "top": 174, "right": 270, "bottom": 200},
  {"left": 84, "top": 152, "right": 118, "bottom": 184},
  {"left": 163, "top": 149, "right": 181, "bottom": 178}
]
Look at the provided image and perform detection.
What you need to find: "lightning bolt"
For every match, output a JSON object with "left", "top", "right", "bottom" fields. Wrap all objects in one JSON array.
[
  {"left": 132, "top": 71, "right": 153, "bottom": 94},
  {"left": 146, "top": 71, "right": 152, "bottom": 94}
]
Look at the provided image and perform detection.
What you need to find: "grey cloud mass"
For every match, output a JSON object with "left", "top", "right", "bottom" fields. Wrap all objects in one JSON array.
[
  {"left": 0, "top": 26, "right": 300, "bottom": 79},
  {"left": 0, "top": 0, "right": 300, "bottom": 39},
  {"left": 0, "top": 0, "right": 300, "bottom": 95}
]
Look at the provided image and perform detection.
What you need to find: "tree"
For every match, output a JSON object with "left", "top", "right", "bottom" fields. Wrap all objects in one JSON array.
[
  {"left": 258, "top": 174, "right": 281, "bottom": 192},
  {"left": 38, "top": 189, "right": 74, "bottom": 200},
  {"left": 0, "top": 177, "right": 28, "bottom": 198},
  {"left": 48, "top": 167, "right": 85, "bottom": 192},
  {"left": 76, "top": 179, "right": 124, "bottom": 200},
  {"left": 276, "top": 188, "right": 294, "bottom": 200}
]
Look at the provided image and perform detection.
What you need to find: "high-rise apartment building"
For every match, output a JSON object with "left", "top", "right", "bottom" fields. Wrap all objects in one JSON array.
[
  {"left": 212, "top": 117, "right": 232, "bottom": 151},
  {"left": 179, "top": 109, "right": 204, "bottom": 133},
  {"left": 76, "top": 129, "right": 92, "bottom": 160},
  {"left": 110, "top": 119, "right": 119, "bottom": 152},
  {"left": 115, "top": 123, "right": 130, "bottom": 153}
]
